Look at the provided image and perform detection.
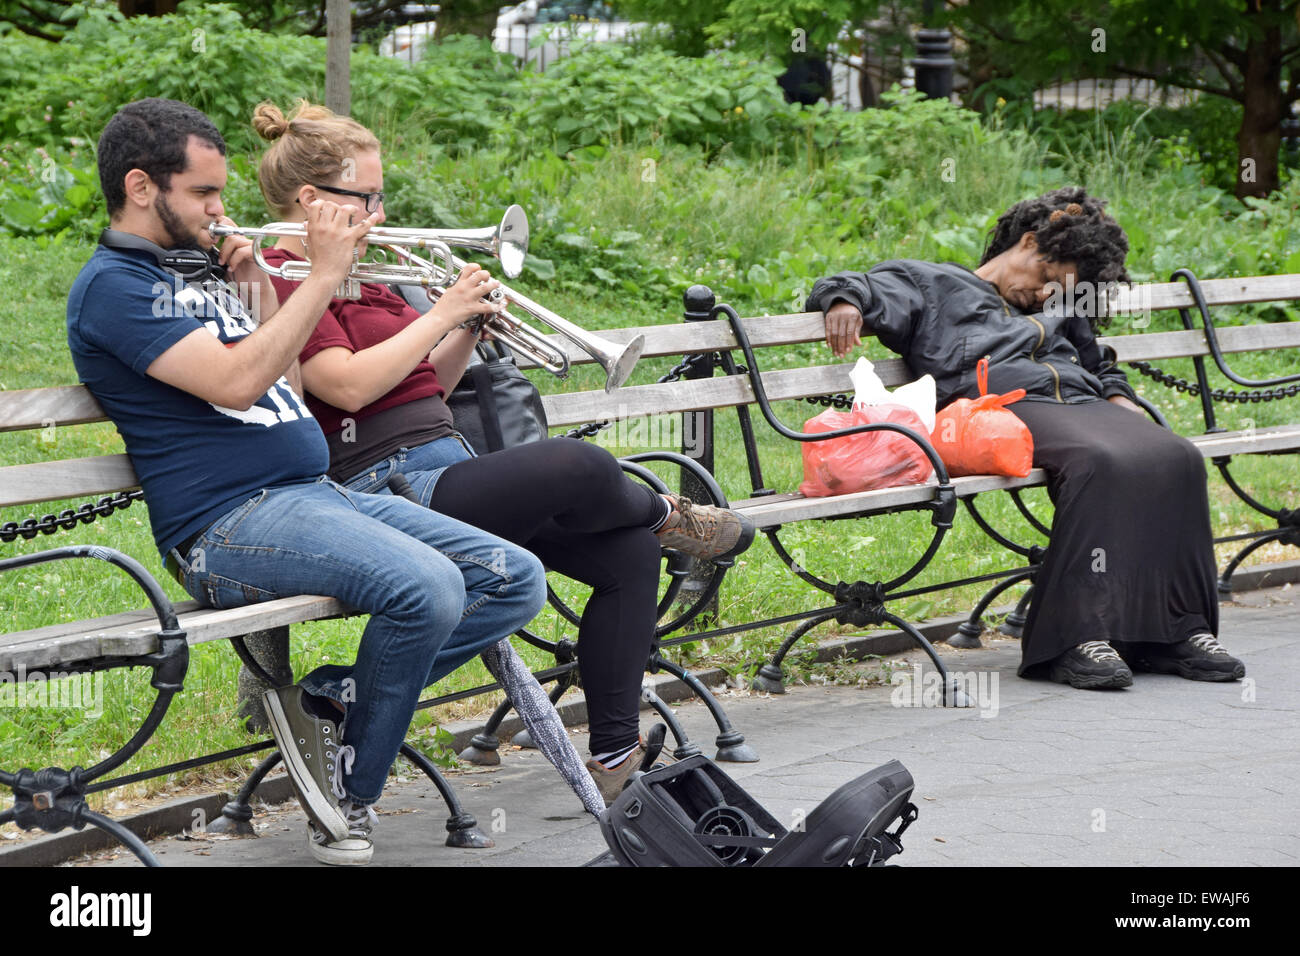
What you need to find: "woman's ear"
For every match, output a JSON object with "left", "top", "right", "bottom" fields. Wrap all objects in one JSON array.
[{"left": 1019, "top": 231, "right": 1038, "bottom": 252}]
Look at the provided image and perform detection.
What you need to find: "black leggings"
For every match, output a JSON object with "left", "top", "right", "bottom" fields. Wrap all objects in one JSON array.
[{"left": 427, "top": 438, "right": 664, "bottom": 754}]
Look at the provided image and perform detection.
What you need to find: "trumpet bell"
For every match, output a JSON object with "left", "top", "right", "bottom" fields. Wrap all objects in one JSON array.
[
  {"left": 600, "top": 334, "right": 645, "bottom": 392},
  {"left": 497, "top": 204, "right": 528, "bottom": 279}
]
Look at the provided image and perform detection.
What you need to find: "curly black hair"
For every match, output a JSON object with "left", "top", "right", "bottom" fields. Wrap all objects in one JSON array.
[
  {"left": 980, "top": 186, "right": 1130, "bottom": 289},
  {"left": 97, "top": 98, "right": 226, "bottom": 218}
]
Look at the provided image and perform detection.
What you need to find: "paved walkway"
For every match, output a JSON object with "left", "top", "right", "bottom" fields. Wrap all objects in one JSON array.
[{"left": 88, "top": 586, "right": 1298, "bottom": 867}]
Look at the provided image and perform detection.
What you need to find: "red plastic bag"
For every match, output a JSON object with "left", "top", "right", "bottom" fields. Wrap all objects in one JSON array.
[
  {"left": 799, "top": 403, "right": 935, "bottom": 497},
  {"left": 929, "top": 358, "right": 1034, "bottom": 477}
]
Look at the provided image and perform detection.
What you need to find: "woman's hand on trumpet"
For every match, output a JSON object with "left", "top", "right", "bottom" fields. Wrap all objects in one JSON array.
[{"left": 434, "top": 261, "right": 506, "bottom": 335}]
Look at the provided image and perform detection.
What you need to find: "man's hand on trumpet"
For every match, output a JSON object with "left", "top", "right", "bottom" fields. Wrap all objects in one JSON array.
[
  {"left": 208, "top": 213, "right": 275, "bottom": 321},
  {"left": 302, "top": 198, "right": 380, "bottom": 288}
]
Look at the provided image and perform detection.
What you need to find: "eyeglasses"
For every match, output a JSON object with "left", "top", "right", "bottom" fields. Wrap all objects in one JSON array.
[{"left": 309, "top": 183, "right": 386, "bottom": 214}]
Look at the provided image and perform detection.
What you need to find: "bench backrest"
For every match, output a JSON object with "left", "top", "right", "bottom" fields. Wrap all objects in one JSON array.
[{"left": 4, "top": 273, "right": 1300, "bottom": 509}]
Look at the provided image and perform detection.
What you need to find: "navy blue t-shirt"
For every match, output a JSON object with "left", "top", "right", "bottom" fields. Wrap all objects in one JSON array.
[{"left": 67, "top": 245, "right": 329, "bottom": 562}]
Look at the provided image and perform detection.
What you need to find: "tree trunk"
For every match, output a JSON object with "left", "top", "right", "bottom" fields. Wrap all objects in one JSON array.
[
  {"left": 435, "top": 0, "right": 500, "bottom": 40},
  {"left": 326, "top": 0, "right": 351, "bottom": 117},
  {"left": 857, "top": 25, "right": 879, "bottom": 109},
  {"left": 1236, "top": 13, "right": 1283, "bottom": 198}
]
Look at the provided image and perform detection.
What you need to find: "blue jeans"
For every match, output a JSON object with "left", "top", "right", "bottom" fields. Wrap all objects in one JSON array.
[
  {"left": 172, "top": 476, "right": 546, "bottom": 804},
  {"left": 340, "top": 433, "right": 475, "bottom": 506}
]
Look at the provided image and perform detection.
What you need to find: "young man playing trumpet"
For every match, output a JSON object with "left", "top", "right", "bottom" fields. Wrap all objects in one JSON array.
[
  {"left": 67, "top": 97, "right": 551, "bottom": 865},
  {"left": 247, "top": 99, "right": 756, "bottom": 801}
]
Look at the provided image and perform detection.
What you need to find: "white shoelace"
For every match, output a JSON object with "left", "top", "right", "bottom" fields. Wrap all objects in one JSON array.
[
  {"left": 341, "top": 801, "right": 378, "bottom": 838},
  {"left": 1188, "top": 632, "right": 1227, "bottom": 654},
  {"left": 1077, "top": 640, "right": 1122, "bottom": 662},
  {"left": 330, "top": 744, "right": 356, "bottom": 800}
]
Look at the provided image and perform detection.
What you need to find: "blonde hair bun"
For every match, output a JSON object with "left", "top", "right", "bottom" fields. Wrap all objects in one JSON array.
[{"left": 252, "top": 101, "right": 290, "bottom": 141}]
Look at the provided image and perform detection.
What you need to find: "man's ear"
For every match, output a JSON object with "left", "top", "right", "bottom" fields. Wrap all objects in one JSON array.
[
  {"left": 122, "top": 168, "right": 153, "bottom": 210},
  {"left": 1019, "top": 231, "right": 1038, "bottom": 252}
]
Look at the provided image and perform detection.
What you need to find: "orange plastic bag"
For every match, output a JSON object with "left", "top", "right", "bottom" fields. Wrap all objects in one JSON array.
[
  {"left": 799, "top": 403, "right": 935, "bottom": 497},
  {"left": 929, "top": 358, "right": 1034, "bottom": 477}
]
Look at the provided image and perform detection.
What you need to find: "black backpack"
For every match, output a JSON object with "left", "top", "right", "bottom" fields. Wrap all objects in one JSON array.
[
  {"left": 396, "top": 284, "right": 548, "bottom": 454},
  {"left": 593, "top": 753, "right": 918, "bottom": 867}
]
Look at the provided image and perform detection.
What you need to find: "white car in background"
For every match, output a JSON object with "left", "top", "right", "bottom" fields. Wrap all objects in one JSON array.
[{"left": 379, "top": 1, "right": 639, "bottom": 69}]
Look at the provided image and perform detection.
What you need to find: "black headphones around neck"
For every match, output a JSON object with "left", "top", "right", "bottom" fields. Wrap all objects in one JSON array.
[{"left": 98, "top": 229, "right": 227, "bottom": 283}]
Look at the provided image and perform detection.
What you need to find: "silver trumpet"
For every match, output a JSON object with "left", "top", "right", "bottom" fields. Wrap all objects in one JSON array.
[
  {"left": 421, "top": 253, "right": 643, "bottom": 392},
  {"left": 207, "top": 204, "right": 529, "bottom": 298},
  {"left": 209, "top": 205, "right": 643, "bottom": 390}
]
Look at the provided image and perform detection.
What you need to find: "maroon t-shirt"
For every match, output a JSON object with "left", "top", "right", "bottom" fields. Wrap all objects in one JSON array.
[{"left": 262, "top": 246, "right": 447, "bottom": 436}]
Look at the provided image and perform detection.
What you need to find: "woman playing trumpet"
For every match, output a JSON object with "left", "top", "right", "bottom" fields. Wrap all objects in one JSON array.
[{"left": 249, "top": 99, "right": 755, "bottom": 802}]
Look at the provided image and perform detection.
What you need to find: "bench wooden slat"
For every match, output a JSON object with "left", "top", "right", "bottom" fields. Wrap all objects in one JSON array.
[
  {"left": 0, "top": 455, "right": 139, "bottom": 508},
  {"left": 0, "top": 386, "right": 106, "bottom": 434},
  {"left": 1186, "top": 423, "right": 1300, "bottom": 456},
  {"left": 732, "top": 471, "right": 1049, "bottom": 528},
  {"left": 543, "top": 362, "right": 888, "bottom": 427},
  {"left": 1114, "top": 273, "right": 1300, "bottom": 314},
  {"left": 1102, "top": 322, "right": 1300, "bottom": 362},
  {"left": 512, "top": 312, "right": 825, "bottom": 370},
  {"left": 0, "top": 595, "right": 351, "bottom": 672},
  {"left": 518, "top": 276, "right": 1300, "bottom": 368}
]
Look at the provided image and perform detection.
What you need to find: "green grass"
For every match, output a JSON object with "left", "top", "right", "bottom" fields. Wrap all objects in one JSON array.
[{"left": 3, "top": 135, "right": 1300, "bottom": 802}]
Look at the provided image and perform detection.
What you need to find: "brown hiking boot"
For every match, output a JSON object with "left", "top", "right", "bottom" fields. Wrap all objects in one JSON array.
[
  {"left": 655, "top": 494, "right": 755, "bottom": 562},
  {"left": 585, "top": 735, "right": 677, "bottom": 805}
]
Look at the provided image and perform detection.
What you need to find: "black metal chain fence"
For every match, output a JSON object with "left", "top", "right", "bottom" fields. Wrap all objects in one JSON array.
[
  {"left": 1, "top": 491, "right": 144, "bottom": 544},
  {"left": 1129, "top": 361, "right": 1300, "bottom": 403}
]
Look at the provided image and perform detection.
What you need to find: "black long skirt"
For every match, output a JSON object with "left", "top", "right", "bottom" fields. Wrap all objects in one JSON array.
[{"left": 1007, "top": 399, "right": 1220, "bottom": 676}]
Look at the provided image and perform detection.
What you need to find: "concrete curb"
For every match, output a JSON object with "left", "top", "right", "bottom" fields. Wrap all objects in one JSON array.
[{"left": 4, "top": 558, "right": 1296, "bottom": 867}]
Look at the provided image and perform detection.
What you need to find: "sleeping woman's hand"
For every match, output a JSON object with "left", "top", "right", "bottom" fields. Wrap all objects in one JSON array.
[
  {"left": 825, "top": 301, "right": 864, "bottom": 358},
  {"left": 1107, "top": 395, "right": 1143, "bottom": 414}
]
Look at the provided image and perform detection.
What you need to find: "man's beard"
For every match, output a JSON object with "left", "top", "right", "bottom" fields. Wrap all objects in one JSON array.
[{"left": 154, "top": 192, "right": 204, "bottom": 251}]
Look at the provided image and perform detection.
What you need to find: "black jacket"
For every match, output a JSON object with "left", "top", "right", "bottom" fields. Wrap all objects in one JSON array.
[{"left": 806, "top": 260, "right": 1138, "bottom": 409}]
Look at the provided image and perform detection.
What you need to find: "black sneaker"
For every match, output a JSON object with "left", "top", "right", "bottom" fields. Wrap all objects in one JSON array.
[
  {"left": 1049, "top": 641, "right": 1133, "bottom": 689},
  {"left": 1126, "top": 633, "right": 1245, "bottom": 682},
  {"left": 262, "top": 685, "right": 350, "bottom": 842}
]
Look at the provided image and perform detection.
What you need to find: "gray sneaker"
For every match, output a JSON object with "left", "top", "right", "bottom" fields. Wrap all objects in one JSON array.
[
  {"left": 262, "top": 685, "right": 351, "bottom": 842},
  {"left": 655, "top": 494, "right": 755, "bottom": 562},
  {"left": 308, "top": 801, "right": 376, "bottom": 866}
]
